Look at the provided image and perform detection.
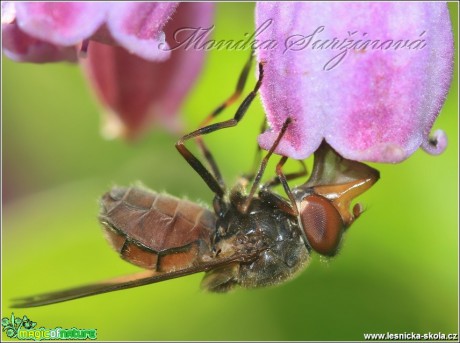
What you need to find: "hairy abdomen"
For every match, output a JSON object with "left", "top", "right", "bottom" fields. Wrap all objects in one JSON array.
[{"left": 99, "top": 187, "right": 216, "bottom": 272}]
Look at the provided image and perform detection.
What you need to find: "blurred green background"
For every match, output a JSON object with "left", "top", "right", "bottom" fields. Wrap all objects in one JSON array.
[{"left": 2, "top": 3, "right": 458, "bottom": 341}]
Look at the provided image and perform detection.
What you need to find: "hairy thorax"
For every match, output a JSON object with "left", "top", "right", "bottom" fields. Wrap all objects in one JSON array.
[{"left": 202, "top": 191, "right": 310, "bottom": 292}]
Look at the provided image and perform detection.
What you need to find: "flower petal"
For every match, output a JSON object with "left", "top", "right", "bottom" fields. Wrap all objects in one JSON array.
[
  {"left": 107, "top": 2, "right": 179, "bottom": 62},
  {"left": 256, "top": 2, "right": 454, "bottom": 163},
  {"left": 1, "top": 2, "right": 16, "bottom": 24},
  {"left": 325, "top": 3, "right": 454, "bottom": 162},
  {"left": 2, "top": 22, "right": 77, "bottom": 63},
  {"left": 82, "top": 2, "right": 214, "bottom": 138},
  {"left": 15, "top": 2, "right": 108, "bottom": 46},
  {"left": 256, "top": 3, "right": 324, "bottom": 160}
]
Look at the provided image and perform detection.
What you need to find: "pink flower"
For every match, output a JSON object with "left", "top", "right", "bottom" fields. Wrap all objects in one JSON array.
[
  {"left": 2, "top": 2, "right": 179, "bottom": 62},
  {"left": 256, "top": 2, "right": 454, "bottom": 163},
  {"left": 81, "top": 2, "right": 214, "bottom": 138},
  {"left": 2, "top": 2, "right": 214, "bottom": 138}
]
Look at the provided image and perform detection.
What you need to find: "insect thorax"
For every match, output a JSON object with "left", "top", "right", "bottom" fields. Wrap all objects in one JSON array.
[{"left": 201, "top": 192, "right": 310, "bottom": 292}]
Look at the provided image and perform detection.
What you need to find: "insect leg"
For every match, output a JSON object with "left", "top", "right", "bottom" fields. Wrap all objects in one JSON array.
[
  {"left": 176, "top": 60, "right": 264, "bottom": 198},
  {"left": 272, "top": 156, "right": 300, "bottom": 215},
  {"left": 198, "top": 51, "right": 254, "bottom": 128},
  {"left": 194, "top": 51, "right": 254, "bottom": 189},
  {"left": 263, "top": 159, "right": 308, "bottom": 188},
  {"left": 242, "top": 118, "right": 267, "bottom": 182},
  {"left": 257, "top": 155, "right": 301, "bottom": 217},
  {"left": 242, "top": 117, "right": 291, "bottom": 212}
]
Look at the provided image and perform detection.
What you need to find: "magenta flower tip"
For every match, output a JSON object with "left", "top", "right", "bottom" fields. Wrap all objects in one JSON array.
[{"left": 421, "top": 129, "right": 448, "bottom": 156}]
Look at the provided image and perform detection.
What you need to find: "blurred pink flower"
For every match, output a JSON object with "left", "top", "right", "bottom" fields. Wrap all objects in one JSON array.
[
  {"left": 81, "top": 2, "right": 214, "bottom": 138},
  {"left": 2, "top": 2, "right": 178, "bottom": 62},
  {"left": 256, "top": 2, "right": 454, "bottom": 163},
  {"left": 2, "top": 2, "right": 214, "bottom": 138}
]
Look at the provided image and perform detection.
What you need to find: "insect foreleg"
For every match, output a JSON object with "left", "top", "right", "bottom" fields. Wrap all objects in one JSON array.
[
  {"left": 175, "top": 61, "right": 265, "bottom": 198},
  {"left": 262, "top": 159, "right": 308, "bottom": 189},
  {"left": 241, "top": 117, "right": 291, "bottom": 212},
  {"left": 193, "top": 51, "right": 255, "bottom": 190}
]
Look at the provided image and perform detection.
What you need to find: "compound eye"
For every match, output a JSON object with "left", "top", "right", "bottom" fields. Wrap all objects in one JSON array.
[{"left": 299, "top": 195, "right": 344, "bottom": 256}]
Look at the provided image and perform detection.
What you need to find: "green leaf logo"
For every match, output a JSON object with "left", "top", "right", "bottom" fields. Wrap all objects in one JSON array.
[{"left": 1, "top": 313, "right": 37, "bottom": 339}]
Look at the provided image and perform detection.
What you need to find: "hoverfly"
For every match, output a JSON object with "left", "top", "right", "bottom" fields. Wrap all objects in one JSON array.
[{"left": 12, "top": 53, "right": 379, "bottom": 307}]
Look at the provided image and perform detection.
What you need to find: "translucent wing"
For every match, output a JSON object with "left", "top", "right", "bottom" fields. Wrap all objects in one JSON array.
[{"left": 11, "top": 253, "right": 251, "bottom": 308}]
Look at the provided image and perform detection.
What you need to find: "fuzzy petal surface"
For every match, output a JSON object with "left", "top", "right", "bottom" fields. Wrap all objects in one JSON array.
[
  {"left": 107, "top": 2, "right": 179, "bottom": 62},
  {"left": 15, "top": 2, "right": 108, "bottom": 46},
  {"left": 256, "top": 2, "right": 454, "bottom": 162}
]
